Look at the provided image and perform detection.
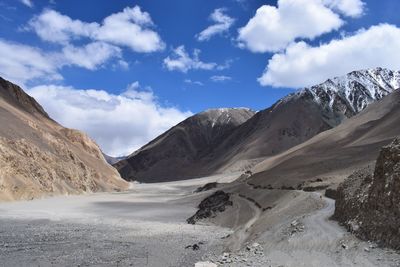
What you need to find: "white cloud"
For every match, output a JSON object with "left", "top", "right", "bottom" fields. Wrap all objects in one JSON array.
[
  {"left": 258, "top": 24, "right": 400, "bottom": 88},
  {"left": 20, "top": 0, "right": 33, "bottom": 8},
  {"left": 237, "top": 0, "right": 362, "bottom": 53},
  {"left": 196, "top": 8, "right": 235, "bottom": 41},
  {"left": 28, "top": 9, "right": 98, "bottom": 44},
  {"left": 27, "top": 83, "right": 192, "bottom": 156},
  {"left": 0, "top": 39, "right": 125, "bottom": 85},
  {"left": 210, "top": 75, "right": 232, "bottom": 82},
  {"left": 184, "top": 79, "right": 204, "bottom": 86},
  {"left": 324, "top": 0, "right": 365, "bottom": 18},
  {"left": 163, "top": 45, "right": 218, "bottom": 72},
  {"left": 28, "top": 6, "right": 165, "bottom": 53},
  {"left": 60, "top": 42, "right": 121, "bottom": 70},
  {"left": 0, "top": 39, "right": 61, "bottom": 86}
]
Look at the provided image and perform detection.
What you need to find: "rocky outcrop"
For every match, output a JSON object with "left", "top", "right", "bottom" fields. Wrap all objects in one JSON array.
[
  {"left": 187, "top": 191, "right": 233, "bottom": 224},
  {"left": 334, "top": 138, "right": 400, "bottom": 249},
  {"left": 0, "top": 77, "right": 128, "bottom": 201}
]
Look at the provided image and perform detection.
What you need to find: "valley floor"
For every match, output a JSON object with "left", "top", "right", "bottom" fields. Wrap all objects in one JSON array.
[{"left": 0, "top": 174, "right": 399, "bottom": 267}]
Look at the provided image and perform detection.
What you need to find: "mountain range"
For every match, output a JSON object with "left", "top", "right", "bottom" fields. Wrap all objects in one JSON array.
[{"left": 115, "top": 67, "right": 400, "bottom": 183}]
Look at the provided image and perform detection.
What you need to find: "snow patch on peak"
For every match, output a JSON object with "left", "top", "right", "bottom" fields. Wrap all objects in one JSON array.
[{"left": 302, "top": 67, "right": 400, "bottom": 115}]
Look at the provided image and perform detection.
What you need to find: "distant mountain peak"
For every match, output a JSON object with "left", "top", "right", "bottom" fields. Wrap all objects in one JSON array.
[
  {"left": 308, "top": 68, "right": 399, "bottom": 112},
  {"left": 278, "top": 68, "right": 400, "bottom": 122}
]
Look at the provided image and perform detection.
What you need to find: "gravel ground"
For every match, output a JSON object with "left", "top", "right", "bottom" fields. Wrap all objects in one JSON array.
[
  {"left": 0, "top": 175, "right": 238, "bottom": 267},
  {"left": 0, "top": 218, "right": 228, "bottom": 267}
]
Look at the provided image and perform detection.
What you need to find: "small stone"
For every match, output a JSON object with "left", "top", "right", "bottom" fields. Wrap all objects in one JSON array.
[{"left": 194, "top": 261, "right": 218, "bottom": 267}]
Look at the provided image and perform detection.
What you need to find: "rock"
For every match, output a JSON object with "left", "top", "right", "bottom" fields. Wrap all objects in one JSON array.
[
  {"left": 185, "top": 243, "right": 201, "bottom": 250},
  {"left": 194, "top": 261, "right": 217, "bottom": 267},
  {"left": 194, "top": 182, "right": 218, "bottom": 193},
  {"left": 187, "top": 191, "right": 233, "bottom": 224},
  {"left": 325, "top": 188, "right": 338, "bottom": 200},
  {"left": 334, "top": 137, "right": 400, "bottom": 250}
]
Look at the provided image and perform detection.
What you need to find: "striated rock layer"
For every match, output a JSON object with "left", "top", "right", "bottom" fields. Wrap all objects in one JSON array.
[
  {"left": 0, "top": 77, "right": 128, "bottom": 201},
  {"left": 334, "top": 137, "right": 400, "bottom": 249}
]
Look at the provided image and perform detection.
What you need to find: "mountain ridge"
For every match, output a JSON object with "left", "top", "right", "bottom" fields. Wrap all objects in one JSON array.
[
  {"left": 116, "top": 67, "right": 400, "bottom": 182},
  {"left": 0, "top": 77, "right": 128, "bottom": 201}
]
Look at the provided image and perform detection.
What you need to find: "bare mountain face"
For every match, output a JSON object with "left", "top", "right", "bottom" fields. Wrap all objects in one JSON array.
[
  {"left": 334, "top": 137, "right": 400, "bottom": 250},
  {"left": 114, "top": 108, "right": 255, "bottom": 182},
  {"left": 116, "top": 68, "right": 400, "bottom": 182},
  {"left": 212, "top": 68, "right": 400, "bottom": 173},
  {"left": 0, "top": 77, "right": 128, "bottom": 201},
  {"left": 249, "top": 89, "right": 400, "bottom": 189}
]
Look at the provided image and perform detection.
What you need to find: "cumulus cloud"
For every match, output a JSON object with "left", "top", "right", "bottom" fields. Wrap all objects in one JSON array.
[
  {"left": 163, "top": 45, "right": 218, "bottom": 72},
  {"left": 324, "top": 0, "right": 365, "bottom": 18},
  {"left": 258, "top": 24, "right": 400, "bottom": 88},
  {"left": 237, "top": 0, "right": 365, "bottom": 53},
  {"left": 196, "top": 8, "right": 235, "bottom": 41},
  {"left": 60, "top": 42, "right": 121, "bottom": 70},
  {"left": 0, "top": 39, "right": 125, "bottom": 85},
  {"left": 210, "top": 75, "right": 232, "bottom": 82},
  {"left": 27, "top": 83, "right": 192, "bottom": 156},
  {"left": 0, "top": 39, "right": 61, "bottom": 86},
  {"left": 20, "top": 0, "right": 33, "bottom": 8},
  {"left": 28, "top": 6, "right": 165, "bottom": 53}
]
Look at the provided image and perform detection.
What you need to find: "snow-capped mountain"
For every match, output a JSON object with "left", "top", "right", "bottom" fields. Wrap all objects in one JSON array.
[
  {"left": 115, "top": 68, "right": 400, "bottom": 183},
  {"left": 300, "top": 68, "right": 400, "bottom": 118}
]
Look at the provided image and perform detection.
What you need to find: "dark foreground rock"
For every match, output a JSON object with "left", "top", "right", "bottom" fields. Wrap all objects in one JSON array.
[
  {"left": 334, "top": 138, "right": 400, "bottom": 250},
  {"left": 187, "top": 191, "right": 233, "bottom": 224},
  {"left": 324, "top": 188, "right": 338, "bottom": 200}
]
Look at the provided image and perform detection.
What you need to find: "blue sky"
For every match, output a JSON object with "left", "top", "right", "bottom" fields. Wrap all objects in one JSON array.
[{"left": 1, "top": 0, "right": 400, "bottom": 156}]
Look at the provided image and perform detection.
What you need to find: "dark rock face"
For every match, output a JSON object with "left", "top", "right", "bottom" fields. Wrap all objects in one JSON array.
[
  {"left": 187, "top": 191, "right": 233, "bottom": 224},
  {"left": 194, "top": 182, "right": 218, "bottom": 193},
  {"left": 115, "top": 108, "right": 255, "bottom": 182},
  {"left": 334, "top": 138, "right": 400, "bottom": 249},
  {"left": 324, "top": 188, "right": 338, "bottom": 200}
]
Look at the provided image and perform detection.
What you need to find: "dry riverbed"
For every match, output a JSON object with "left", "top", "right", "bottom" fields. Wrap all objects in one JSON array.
[
  {"left": 0, "top": 174, "right": 238, "bottom": 267},
  {"left": 1, "top": 173, "right": 400, "bottom": 267}
]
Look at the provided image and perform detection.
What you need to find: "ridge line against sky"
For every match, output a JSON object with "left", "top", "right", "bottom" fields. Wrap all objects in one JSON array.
[{"left": 1, "top": 0, "right": 400, "bottom": 156}]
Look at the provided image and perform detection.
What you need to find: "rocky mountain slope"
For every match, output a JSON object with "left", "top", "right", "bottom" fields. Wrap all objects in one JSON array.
[
  {"left": 0, "top": 77, "right": 128, "bottom": 201},
  {"left": 116, "top": 68, "right": 400, "bottom": 182},
  {"left": 115, "top": 108, "right": 255, "bottom": 182},
  {"left": 334, "top": 137, "right": 400, "bottom": 250},
  {"left": 248, "top": 89, "right": 400, "bottom": 189},
  {"left": 213, "top": 67, "right": 400, "bottom": 173}
]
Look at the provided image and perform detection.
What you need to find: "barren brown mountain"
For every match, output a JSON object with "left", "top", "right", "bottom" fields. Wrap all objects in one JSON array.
[
  {"left": 248, "top": 89, "right": 400, "bottom": 189},
  {"left": 116, "top": 68, "right": 400, "bottom": 182},
  {"left": 115, "top": 108, "right": 255, "bottom": 182},
  {"left": 0, "top": 77, "right": 128, "bottom": 201}
]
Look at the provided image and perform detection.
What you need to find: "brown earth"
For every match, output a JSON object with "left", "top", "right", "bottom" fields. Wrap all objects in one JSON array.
[{"left": 0, "top": 77, "right": 128, "bottom": 201}]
